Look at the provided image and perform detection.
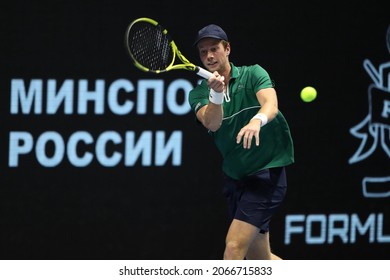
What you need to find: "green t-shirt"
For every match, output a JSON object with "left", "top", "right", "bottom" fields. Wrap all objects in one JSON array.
[{"left": 188, "top": 63, "right": 294, "bottom": 179}]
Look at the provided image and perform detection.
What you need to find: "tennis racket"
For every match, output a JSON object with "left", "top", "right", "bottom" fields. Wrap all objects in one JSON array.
[{"left": 124, "top": 17, "right": 213, "bottom": 79}]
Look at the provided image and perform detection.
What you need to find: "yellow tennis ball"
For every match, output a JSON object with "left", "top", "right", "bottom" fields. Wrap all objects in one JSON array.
[{"left": 300, "top": 86, "right": 317, "bottom": 102}]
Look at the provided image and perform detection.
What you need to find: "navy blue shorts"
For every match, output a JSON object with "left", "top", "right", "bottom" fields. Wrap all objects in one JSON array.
[{"left": 222, "top": 167, "right": 287, "bottom": 233}]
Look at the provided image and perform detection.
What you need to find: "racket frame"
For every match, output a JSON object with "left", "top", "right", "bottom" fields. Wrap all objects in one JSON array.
[{"left": 125, "top": 17, "right": 212, "bottom": 79}]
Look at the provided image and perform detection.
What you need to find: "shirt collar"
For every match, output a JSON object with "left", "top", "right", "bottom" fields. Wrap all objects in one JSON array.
[{"left": 230, "top": 62, "right": 239, "bottom": 79}]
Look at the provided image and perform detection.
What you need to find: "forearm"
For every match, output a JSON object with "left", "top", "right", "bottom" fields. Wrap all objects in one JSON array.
[
  {"left": 197, "top": 72, "right": 226, "bottom": 131},
  {"left": 254, "top": 88, "right": 279, "bottom": 124},
  {"left": 255, "top": 101, "right": 278, "bottom": 124},
  {"left": 202, "top": 103, "right": 223, "bottom": 131}
]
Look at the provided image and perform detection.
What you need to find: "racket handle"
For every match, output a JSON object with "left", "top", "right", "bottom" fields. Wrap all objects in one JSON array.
[{"left": 195, "top": 66, "right": 213, "bottom": 79}]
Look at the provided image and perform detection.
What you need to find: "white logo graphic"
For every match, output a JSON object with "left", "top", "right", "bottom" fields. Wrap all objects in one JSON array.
[{"left": 349, "top": 25, "right": 390, "bottom": 198}]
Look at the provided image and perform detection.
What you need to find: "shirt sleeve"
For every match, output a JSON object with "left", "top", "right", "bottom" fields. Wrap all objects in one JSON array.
[
  {"left": 188, "top": 80, "right": 210, "bottom": 115},
  {"left": 251, "top": 64, "right": 274, "bottom": 92}
]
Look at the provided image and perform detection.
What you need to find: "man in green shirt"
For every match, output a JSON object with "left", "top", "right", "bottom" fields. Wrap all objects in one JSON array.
[{"left": 188, "top": 24, "right": 294, "bottom": 260}]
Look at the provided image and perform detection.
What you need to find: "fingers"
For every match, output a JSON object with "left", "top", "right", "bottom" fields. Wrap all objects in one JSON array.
[
  {"left": 236, "top": 128, "right": 260, "bottom": 149},
  {"left": 213, "top": 71, "right": 224, "bottom": 81},
  {"left": 208, "top": 72, "right": 225, "bottom": 92}
]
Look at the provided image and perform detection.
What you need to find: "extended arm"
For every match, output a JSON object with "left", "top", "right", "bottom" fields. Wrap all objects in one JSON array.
[
  {"left": 196, "top": 72, "right": 226, "bottom": 132},
  {"left": 236, "top": 87, "right": 279, "bottom": 149}
]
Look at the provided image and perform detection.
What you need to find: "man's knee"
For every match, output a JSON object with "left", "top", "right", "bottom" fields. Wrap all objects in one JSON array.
[{"left": 224, "top": 240, "right": 246, "bottom": 260}]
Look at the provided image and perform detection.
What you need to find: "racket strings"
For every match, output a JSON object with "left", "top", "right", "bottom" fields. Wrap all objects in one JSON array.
[{"left": 128, "top": 23, "right": 173, "bottom": 70}]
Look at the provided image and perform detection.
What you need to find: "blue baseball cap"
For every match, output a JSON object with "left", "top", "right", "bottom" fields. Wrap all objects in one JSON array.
[{"left": 194, "top": 24, "right": 228, "bottom": 46}]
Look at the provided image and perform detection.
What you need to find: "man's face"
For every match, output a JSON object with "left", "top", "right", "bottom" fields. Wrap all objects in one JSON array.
[{"left": 197, "top": 38, "right": 230, "bottom": 73}]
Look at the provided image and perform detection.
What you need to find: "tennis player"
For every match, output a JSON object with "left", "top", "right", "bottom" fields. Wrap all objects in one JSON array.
[{"left": 188, "top": 24, "right": 294, "bottom": 260}]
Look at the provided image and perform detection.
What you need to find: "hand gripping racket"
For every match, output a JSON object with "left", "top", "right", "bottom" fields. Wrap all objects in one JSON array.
[{"left": 124, "top": 17, "right": 213, "bottom": 79}]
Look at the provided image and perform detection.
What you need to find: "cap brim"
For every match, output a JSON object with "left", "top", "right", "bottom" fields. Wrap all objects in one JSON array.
[{"left": 193, "top": 35, "right": 225, "bottom": 46}]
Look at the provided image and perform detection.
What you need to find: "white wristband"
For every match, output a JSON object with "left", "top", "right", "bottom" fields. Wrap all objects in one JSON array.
[
  {"left": 252, "top": 113, "right": 268, "bottom": 127},
  {"left": 209, "top": 89, "right": 224, "bottom": 105}
]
